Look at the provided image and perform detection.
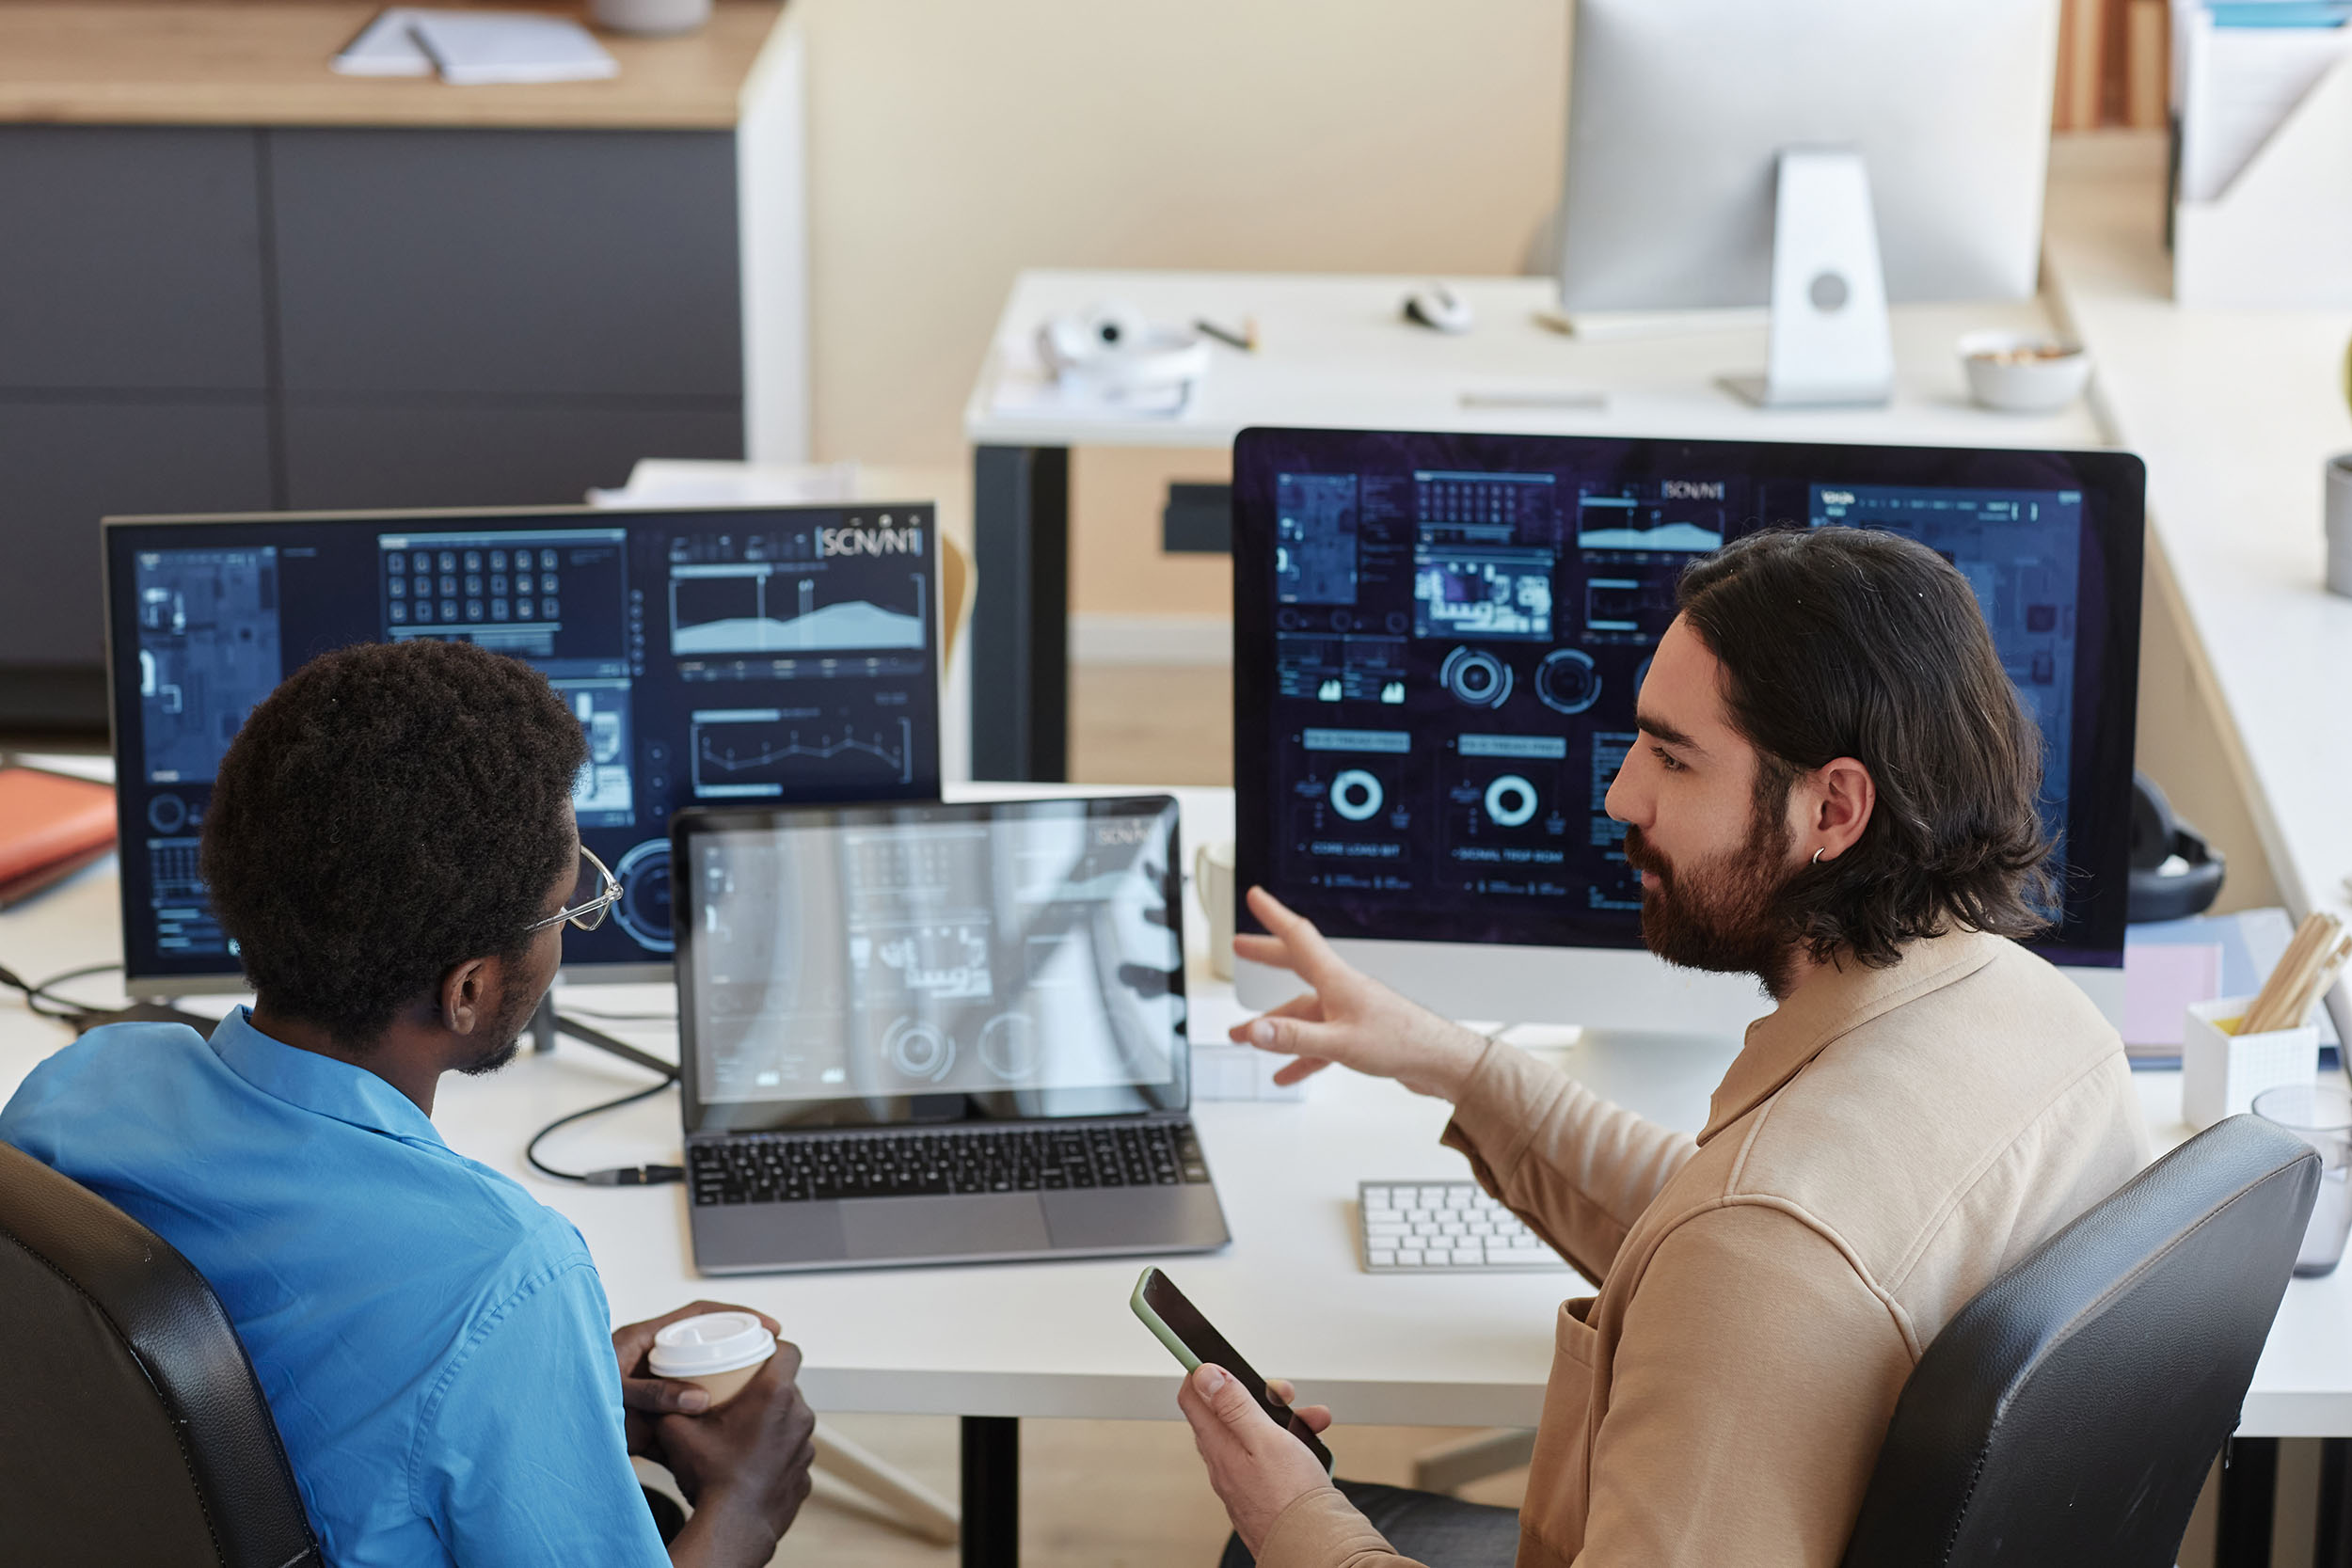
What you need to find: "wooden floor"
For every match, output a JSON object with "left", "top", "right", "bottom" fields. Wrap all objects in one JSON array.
[
  {"left": 783, "top": 1414, "right": 1528, "bottom": 1566},
  {"left": 774, "top": 663, "right": 1529, "bottom": 1561}
]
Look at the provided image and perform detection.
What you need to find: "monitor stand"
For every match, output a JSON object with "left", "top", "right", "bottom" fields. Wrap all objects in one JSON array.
[
  {"left": 1534, "top": 1026, "right": 1746, "bottom": 1137},
  {"left": 1720, "top": 147, "right": 1896, "bottom": 409},
  {"left": 527, "top": 995, "right": 676, "bottom": 1080}
]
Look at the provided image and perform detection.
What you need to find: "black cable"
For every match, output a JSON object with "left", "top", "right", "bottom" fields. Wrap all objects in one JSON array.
[
  {"left": 1, "top": 959, "right": 126, "bottom": 1020},
  {"left": 524, "top": 1072, "right": 685, "bottom": 1186}
]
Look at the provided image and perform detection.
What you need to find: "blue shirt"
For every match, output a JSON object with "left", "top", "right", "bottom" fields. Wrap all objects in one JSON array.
[{"left": 1, "top": 1010, "right": 669, "bottom": 1568}]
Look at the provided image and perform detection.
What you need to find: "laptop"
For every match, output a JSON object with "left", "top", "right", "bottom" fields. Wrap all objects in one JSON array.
[{"left": 673, "top": 795, "right": 1231, "bottom": 1273}]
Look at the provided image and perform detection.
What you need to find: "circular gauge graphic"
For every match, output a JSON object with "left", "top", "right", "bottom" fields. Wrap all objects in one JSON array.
[
  {"left": 1385, "top": 611, "right": 1409, "bottom": 634},
  {"left": 1485, "top": 774, "right": 1540, "bottom": 829},
  {"left": 979, "top": 1013, "right": 1041, "bottom": 1081},
  {"left": 612, "top": 838, "right": 675, "bottom": 953},
  {"left": 1330, "top": 610, "right": 1353, "bottom": 631},
  {"left": 1439, "top": 646, "right": 1514, "bottom": 708},
  {"left": 147, "top": 793, "right": 187, "bottom": 834},
  {"left": 1330, "top": 768, "right": 1385, "bottom": 822},
  {"left": 885, "top": 1018, "right": 956, "bottom": 1082},
  {"left": 1278, "top": 609, "right": 1307, "bottom": 630},
  {"left": 1534, "top": 649, "right": 1601, "bottom": 716}
]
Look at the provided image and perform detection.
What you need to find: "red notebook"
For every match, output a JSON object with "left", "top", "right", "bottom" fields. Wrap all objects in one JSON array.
[{"left": 0, "top": 768, "right": 118, "bottom": 895}]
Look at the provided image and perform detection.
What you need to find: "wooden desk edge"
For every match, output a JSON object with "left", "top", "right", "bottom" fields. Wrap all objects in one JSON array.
[{"left": 0, "top": 2, "right": 785, "bottom": 130}]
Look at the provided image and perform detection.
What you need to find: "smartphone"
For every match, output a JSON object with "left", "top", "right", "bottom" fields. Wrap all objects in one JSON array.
[{"left": 1131, "top": 1266, "right": 1335, "bottom": 1474}]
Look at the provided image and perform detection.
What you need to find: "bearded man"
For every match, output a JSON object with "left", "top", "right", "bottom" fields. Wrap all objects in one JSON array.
[{"left": 1176, "top": 526, "right": 2151, "bottom": 1568}]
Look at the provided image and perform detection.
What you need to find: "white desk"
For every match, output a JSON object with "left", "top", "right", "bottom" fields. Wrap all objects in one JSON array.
[
  {"left": 959, "top": 270, "right": 2105, "bottom": 781},
  {"left": 2042, "top": 134, "right": 2352, "bottom": 1046},
  {"left": 4, "top": 789, "right": 2346, "bottom": 1564}
]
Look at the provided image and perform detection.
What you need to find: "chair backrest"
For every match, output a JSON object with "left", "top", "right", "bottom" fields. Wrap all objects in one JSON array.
[
  {"left": 0, "top": 1140, "right": 322, "bottom": 1568},
  {"left": 1840, "top": 1113, "right": 2319, "bottom": 1568}
]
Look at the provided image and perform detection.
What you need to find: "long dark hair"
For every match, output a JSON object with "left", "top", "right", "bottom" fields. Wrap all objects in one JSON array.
[{"left": 1676, "top": 526, "right": 2056, "bottom": 968}]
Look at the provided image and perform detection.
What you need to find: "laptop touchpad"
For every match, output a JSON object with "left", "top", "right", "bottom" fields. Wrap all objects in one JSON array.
[{"left": 841, "top": 1195, "right": 1051, "bottom": 1259}]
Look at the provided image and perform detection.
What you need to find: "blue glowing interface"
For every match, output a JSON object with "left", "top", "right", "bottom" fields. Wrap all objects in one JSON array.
[
  {"left": 108, "top": 505, "right": 940, "bottom": 983},
  {"left": 1235, "top": 429, "right": 2141, "bottom": 964}
]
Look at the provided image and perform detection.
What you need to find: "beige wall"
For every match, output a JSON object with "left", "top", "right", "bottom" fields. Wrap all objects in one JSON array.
[{"left": 794, "top": 0, "right": 1571, "bottom": 618}]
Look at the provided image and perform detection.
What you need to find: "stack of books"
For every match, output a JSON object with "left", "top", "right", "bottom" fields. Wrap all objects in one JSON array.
[{"left": 0, "top": 765, "right": 117, "bottom": 909}]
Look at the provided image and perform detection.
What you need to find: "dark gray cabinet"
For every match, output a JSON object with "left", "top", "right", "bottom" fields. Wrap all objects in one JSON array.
[{"left": 0, "top": 124, "right": 744, "bottom": 733}]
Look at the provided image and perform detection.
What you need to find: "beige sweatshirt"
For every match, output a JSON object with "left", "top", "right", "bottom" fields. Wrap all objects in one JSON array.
[{"left": 1259, "top": 929, "right": 2152, "bottom": 1568}]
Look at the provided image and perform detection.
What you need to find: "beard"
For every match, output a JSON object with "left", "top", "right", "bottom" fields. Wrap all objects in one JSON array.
[
  {"left": 1622, "top": 796, "right": 1801, "bottom": 999},
  {"left": 455, "top": 978, "right": 543, "bottom": 1077}
]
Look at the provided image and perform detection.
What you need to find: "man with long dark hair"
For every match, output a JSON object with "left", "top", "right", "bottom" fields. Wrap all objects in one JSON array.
[{"left": 1178, "top": 527, "right": 2150, "bottom": 1567}]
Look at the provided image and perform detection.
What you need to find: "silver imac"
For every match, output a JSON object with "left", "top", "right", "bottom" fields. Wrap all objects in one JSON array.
[{"left": 1557, "top": 0, "right": 2060, "bottom": 406}]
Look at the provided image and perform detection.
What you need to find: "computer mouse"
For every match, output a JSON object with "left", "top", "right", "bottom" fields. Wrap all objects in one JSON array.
[{"left": 1402, "top": 283, "right": 1473, "bottom": 334}]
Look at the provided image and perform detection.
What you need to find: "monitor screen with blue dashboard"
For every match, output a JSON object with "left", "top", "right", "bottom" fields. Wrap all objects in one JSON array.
[
  {"left": 1232, "top": 428, "right": 2146, "bottom": 971},
  {"left": 104, "top": 503, "right": 941, "bottom": 991}
]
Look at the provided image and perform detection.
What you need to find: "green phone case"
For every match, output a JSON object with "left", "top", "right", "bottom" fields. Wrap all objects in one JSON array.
[{"left": 1130, "top": 1267, "right": 1202, "bottom": 1372}]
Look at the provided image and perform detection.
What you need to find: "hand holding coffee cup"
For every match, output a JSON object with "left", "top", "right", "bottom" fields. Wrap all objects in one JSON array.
[{"left": 647, "top": 1311, "right": 779, "bottom": 1407}]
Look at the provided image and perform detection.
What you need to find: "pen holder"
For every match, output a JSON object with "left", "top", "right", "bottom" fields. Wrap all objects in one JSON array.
[{"left": 2183, "top": 994, "right": 2319, "bottom": 1130}]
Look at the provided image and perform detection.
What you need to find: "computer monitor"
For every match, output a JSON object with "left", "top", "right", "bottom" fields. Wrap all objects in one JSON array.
[
  {"left": 1556, "top": 0, "right": 2059, "bottom": 404},
  {"left": 1231, "top": 428, "right": 2145, "bottom": 1037},
  {"left": 103, "top": 503, "right": 941, "bottom": 998}
]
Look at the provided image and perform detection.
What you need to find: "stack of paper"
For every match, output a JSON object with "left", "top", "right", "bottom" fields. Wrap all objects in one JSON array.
[
  {"left": 2173, "top": 0, "right": 2352, "bottom": 202},
  {"left": 333, "top": 8, "right": 619, "bottom": 86}
]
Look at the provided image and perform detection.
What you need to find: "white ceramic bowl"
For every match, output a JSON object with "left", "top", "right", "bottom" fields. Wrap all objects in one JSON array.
[{"left": 1958, "top": 331, "right": 2091, "bottom": 414}]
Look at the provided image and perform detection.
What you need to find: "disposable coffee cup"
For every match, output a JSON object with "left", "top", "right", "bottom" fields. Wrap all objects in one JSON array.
[
  {"left": 2326, "top": 453, "right": 2352, "bottom": 598},
  {"left": 647, "top": 1311, "right": 776, "bottom": 1408},
  {"left": 1194, "top": 840, "right": 1237, "bottom": 981}
]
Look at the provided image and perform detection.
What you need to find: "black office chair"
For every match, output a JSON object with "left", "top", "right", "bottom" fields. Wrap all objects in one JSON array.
[
  {"left": 1840, "top": 1114, "right": 2319, "bottom": 1568},
  {"left": 0, "top": 1140, "right": 323, "bottom": 1568}
]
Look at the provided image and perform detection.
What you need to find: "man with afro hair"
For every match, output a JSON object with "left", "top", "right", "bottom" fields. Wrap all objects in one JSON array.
[{"left": 5, "top": 639, "right": 816, "bottom": 1568}]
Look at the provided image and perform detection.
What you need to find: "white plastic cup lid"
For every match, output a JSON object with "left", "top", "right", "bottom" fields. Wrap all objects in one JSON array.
[{"left": 647, "top": 1312, "right": 776, "bottom": 1379}]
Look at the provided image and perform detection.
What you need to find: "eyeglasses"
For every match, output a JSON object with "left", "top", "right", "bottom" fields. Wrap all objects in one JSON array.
[{"left": 526, "top": 846, "right": 619, "bottom": 935}]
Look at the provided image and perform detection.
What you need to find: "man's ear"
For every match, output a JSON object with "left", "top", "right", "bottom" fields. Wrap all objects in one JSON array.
[
  {"left": 1804, "top": 756, "right": 1876, "bottom": 864},
  {"left": 438, "top": 956, "right": 497, "bottom": 1037}
]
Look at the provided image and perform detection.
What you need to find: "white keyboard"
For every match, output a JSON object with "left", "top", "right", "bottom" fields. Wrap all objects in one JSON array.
[{"left": 1358, "top": 1180, "right": 1571, "bottom": 1273}]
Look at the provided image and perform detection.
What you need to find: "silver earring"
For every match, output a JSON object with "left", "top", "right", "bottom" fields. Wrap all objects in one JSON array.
[{"left": 1811, "top": 847, "right": 1826, "bottom": 865}]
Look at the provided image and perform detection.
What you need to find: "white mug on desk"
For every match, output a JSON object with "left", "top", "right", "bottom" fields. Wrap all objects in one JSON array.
[{"left": 1194, "top": 840, "right": 1237, "bottom": 981}]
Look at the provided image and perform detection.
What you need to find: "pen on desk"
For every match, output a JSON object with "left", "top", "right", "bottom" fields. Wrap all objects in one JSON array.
[
  {"left": 1196, "top": 317, "right": 1257, "bottom": 353},
  {"left": 1459, "top": 388, "right": 1608, "bottom": 411}
]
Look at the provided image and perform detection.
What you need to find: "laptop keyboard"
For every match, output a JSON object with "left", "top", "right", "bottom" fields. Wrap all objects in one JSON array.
[{"left": 690, "top": 1121, "right": 1211, "bottom": 1206}]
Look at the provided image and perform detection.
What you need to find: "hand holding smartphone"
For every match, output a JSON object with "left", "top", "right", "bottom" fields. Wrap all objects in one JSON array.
[{"left": 1131, "top": 1266, "right": 1335, "bottom": 1475}]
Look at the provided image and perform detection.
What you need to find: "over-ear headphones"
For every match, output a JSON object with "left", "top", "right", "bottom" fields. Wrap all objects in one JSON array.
[
  {"left": 1036, "top": 301, "right": 1211, "bottom": 405},
  {"left": 2127, "top": 770, "right": 2226, "bottom": 923}
]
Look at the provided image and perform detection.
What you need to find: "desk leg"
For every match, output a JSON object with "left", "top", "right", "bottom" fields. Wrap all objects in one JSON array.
[
  {"left": 2319, "top": 1438, "right": 2352, "bottom": 1567},
  {"left": 2217, "top": 1435, "right": 2278, "bottom": 1567},
  {"left": 972, "top": 444, "right": 1070, "bottom": 782},
  {"left": 961, "top": 1416, "right": 1019, "bottom": 1568}
]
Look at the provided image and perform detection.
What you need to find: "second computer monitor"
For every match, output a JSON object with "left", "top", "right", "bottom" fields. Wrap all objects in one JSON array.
[
  {"left": 1232, "top": 428, "right": 2145, "bottom": 1032},
  {"left": 104, "top": 502, "right": 941, "bottom": 995}
]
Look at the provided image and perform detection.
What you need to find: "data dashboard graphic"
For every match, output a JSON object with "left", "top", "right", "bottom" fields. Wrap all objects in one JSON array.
[
  {"left": 1234, "top": 429, "right": 2143, "bottom": 964},
  {"left": 669, "top": 527, "right": 928, "bottom": 657},
  {"left": 105, "top": 504, "right": 941, "bottom": 989}
]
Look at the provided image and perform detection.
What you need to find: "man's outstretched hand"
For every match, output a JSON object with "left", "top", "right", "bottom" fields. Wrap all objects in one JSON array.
[{"left": 1232, "top": 887, "right": 1491, "bottom": 1100}]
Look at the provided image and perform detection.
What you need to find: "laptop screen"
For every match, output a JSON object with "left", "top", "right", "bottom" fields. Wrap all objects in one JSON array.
[{"left": 675, "top": 797, "right": 1187, "bottom": 1132}]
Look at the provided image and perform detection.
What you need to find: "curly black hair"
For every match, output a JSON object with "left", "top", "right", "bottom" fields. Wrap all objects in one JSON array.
[
  {"left": 200, "top": 639, "right": 587, "bottom": 1047},
  {"left": 1676, "top": 526, "right": 2057, "bottom": 969}
]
